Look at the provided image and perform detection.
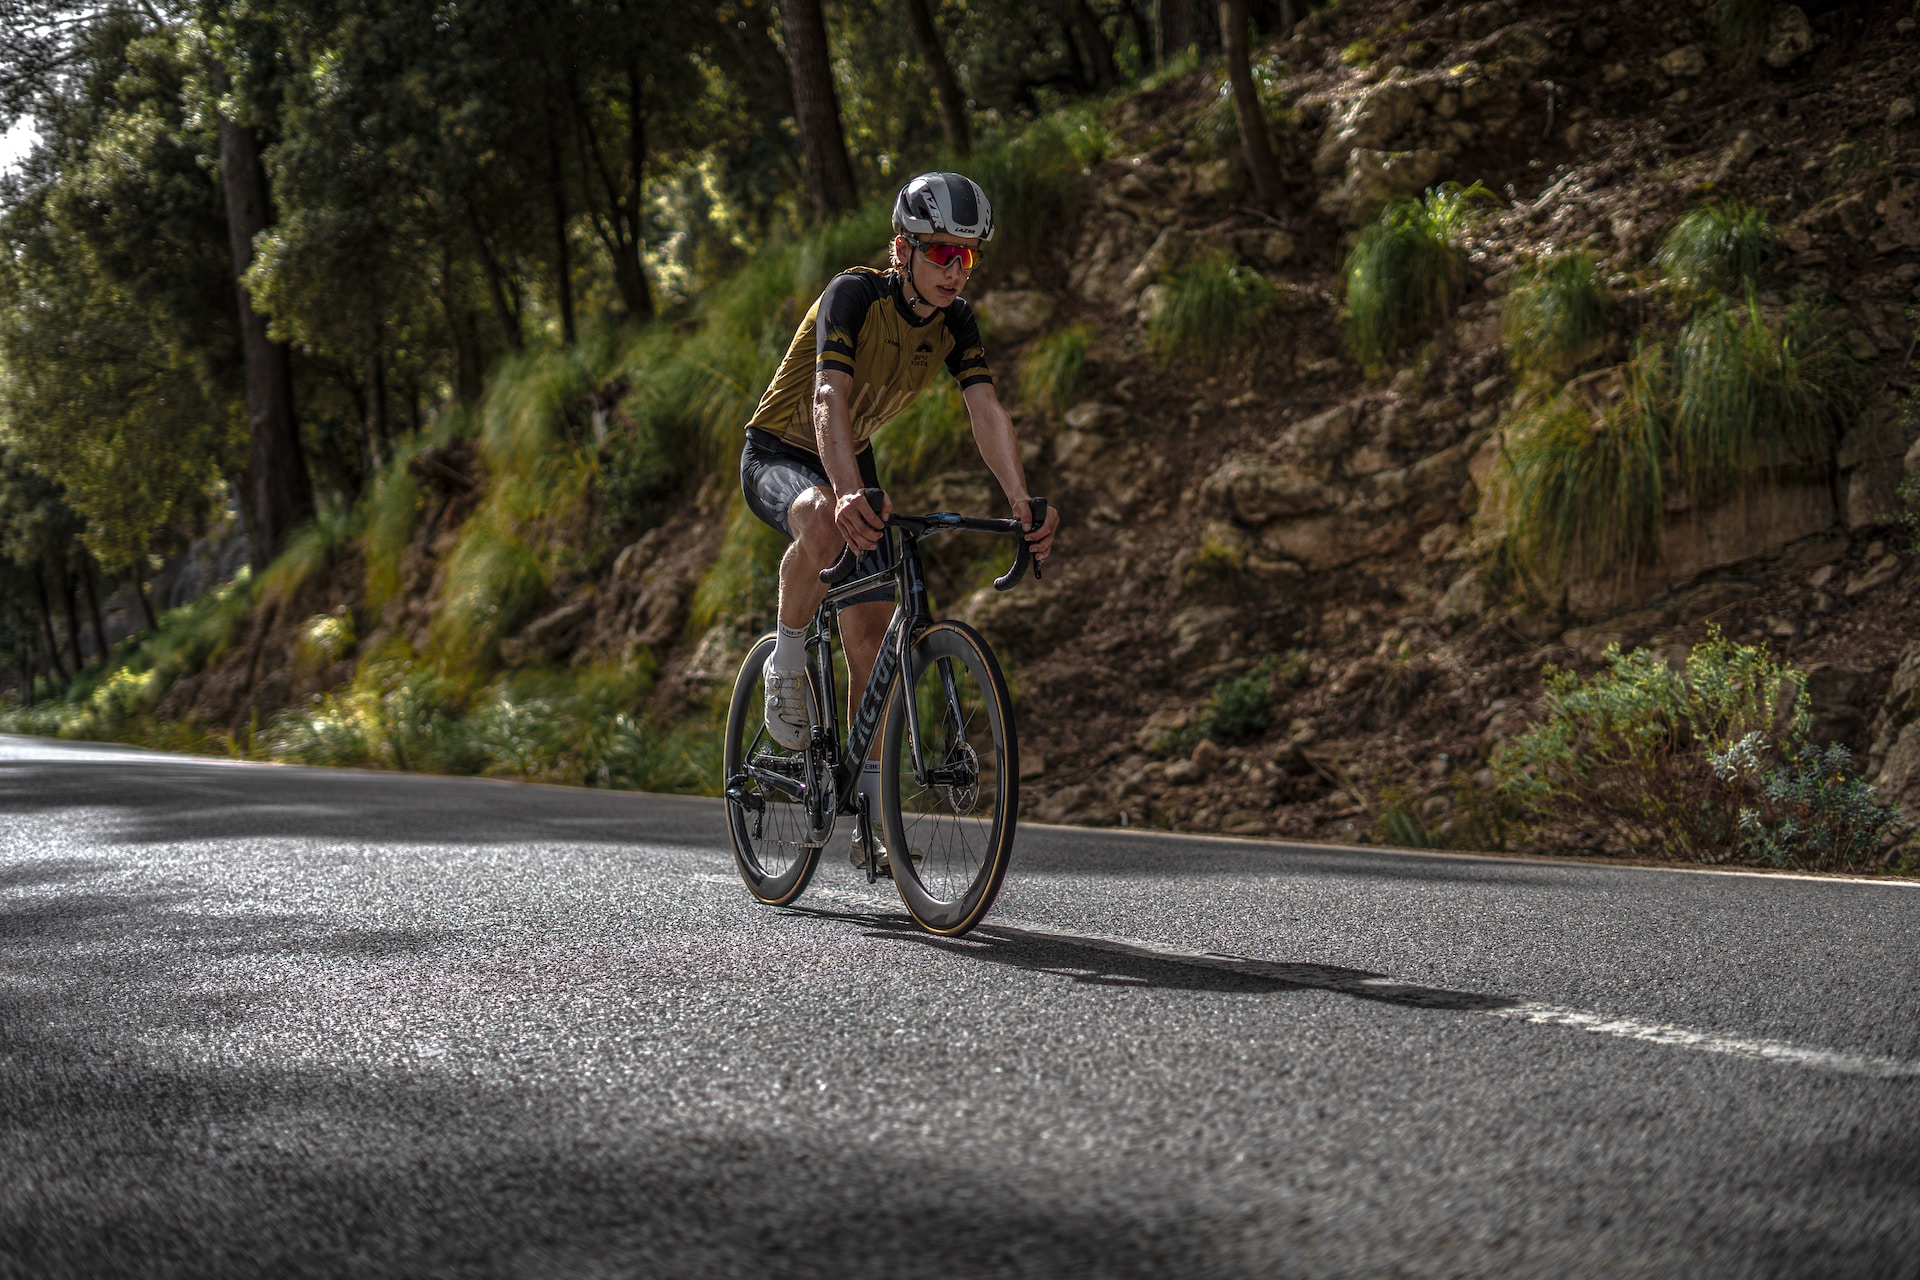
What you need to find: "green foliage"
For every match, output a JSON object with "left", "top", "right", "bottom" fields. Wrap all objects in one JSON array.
[
  {"left": 1492, "top": 630, "right": 1895, "bottom": 868},
  {"left": 1504, "top": 252, "right": 1610, "bottom": 379},
  {"left": 967, "top": 111, "right": 1103, "bottom": 275},
  {"left": 1340, "top": 38, "right": 1379, "bottom": 67},
  {"left": 430, "top": 519, "right": 546, "bottom": 675},
  {"left": 1018, "top": 325, "right": 1092, "bottom": 421},
  {"left": 1655, "top": 201, "right": 1778, "bottom": 301},
  {"left": 1343, "top": 184, "right": 1484, "bottom": 374},
  {"left": 687, "top": 499, "right": 789, "bottom": 635},
  {"left": 259, "top": 503, "right": 360, "bottom": 605},
  {"left": 1670, "top": 294, "right": 1863, "bottom": 502},
  {"left": 873, "top": 381, "right": 972, "bottom": 483},
  {"left": 1159, "top": 652, "right": 1309, "bottom": 751},
  {"left": 1710, "top": 736, "right": 1901, "bottom": 870},
  {"left": 1506, "top": 347, "right": 1667, "bottom": 579},
  {"left": 1148, "top": 251, "right": 1280, "bottom": 368}
]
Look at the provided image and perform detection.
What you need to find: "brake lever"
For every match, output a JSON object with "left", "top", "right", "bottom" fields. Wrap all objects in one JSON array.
[
  {"left": 993, "top": 496, "right": 1047, "bottom": 592},
  {"left": 818, "top": 486, "right": 892, "bottom": 586}
]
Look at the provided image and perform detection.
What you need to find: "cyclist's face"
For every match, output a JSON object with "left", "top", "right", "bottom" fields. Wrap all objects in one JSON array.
[{"left": 901, "top": 232, "right": 979, "bottom": 308}]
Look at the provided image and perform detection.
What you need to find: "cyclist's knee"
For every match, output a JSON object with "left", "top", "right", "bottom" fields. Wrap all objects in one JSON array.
[{"left": 786, "top": 487, "right": 837, "bottom": 559}]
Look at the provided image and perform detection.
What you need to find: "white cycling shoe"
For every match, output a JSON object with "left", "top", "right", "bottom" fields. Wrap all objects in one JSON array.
[{"left": 762, "top": 660, "right": 811, "bottom": 751}]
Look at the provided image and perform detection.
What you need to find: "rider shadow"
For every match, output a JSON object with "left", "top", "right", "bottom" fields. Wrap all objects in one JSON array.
[{"left": 785, "top": 904, "right": 1520, "bottom": 1012}]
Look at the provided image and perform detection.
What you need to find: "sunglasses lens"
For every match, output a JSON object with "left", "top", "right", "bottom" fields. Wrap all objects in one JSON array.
[{"left": 924, "top": 243, "right": 978, "bottom": 269}]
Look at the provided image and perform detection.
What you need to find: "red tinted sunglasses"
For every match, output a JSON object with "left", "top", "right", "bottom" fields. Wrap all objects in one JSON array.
[{"left": 907, "top": 237, "right": 983, "bottom": 270}]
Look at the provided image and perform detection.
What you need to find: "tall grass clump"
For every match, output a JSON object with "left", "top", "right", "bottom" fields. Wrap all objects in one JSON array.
[
  {"left": 969, "top": 112, "right": 1103, "bottom": 274},
  {"left": 687, "top": 498, "right": 789, "bottom": 636},
  {"left": 1506, "top": 352, "right": 1668, "bottom": 581},
  {"left": 1018, "top": 324, "right": 1092, "bottom": 421},
  {"left": 1655, "top": 200, "right": 1778, "bottom": 300},
  {"left": 874, "top": 380, "right": 972, "bottom": 482},
  {"left": 258, "top": 502, "right": 359, "bottom": 606},
  {"left": 1495, "top": 629, "right": 1899, "bottom": 868},
  {"left": 428, "top": 518, "right": 547, "bottom": 674},
  {"left": 1344, "top": 183, "right": 1484, "bottom": 374},
  {"left": 1669, "top": 294, "right": 1864, "bottom": 502},
  {"left": 1148, "top": 251, "right": 1279, "bottom": 368},
  {"left": 1504, "top": 251, "right": 1611, "bottom": 379}
]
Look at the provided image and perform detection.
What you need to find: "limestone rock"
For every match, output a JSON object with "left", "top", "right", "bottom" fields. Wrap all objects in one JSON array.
[
  {"left": 1320, "top": 148, "right": 1449, "bottom": 227},
  {"left": 1122, "top": 227, "right": 1187, "bottom": 295},
  {"left": 1202, "top": 458, "right": 1335, "bottom": 524},
  {"left": 1658, "top": 46, "right": 1707, "bottom": 79},
  {"left": 1870, "top": 643, "right": 1920, "bottom": 815},
  {"left": 1844, "top": 554, "right": 1902, "bottom": 597},
  {"left": 1063, "top": 400, "right": 1122, "bottom": 432},
  {"left": 1803, "top": 664, "right": 1887, "bottom": 755},
  {"left": 1280, "top": 403, "right": 1360, "bottom": 461},
  {"left": 1889, "top": 99, "right": 1916, "bottom": 129},
  {"left": 1437, "top": 568, "right": 1489, "bottom": 622},
  {"left": 1765, "top": 5, "right": 1813, "bottom": 69},
  {"left": 972, "top": 290, "right": 1055, "bottom": 343},
  {"left": 1191, "top": 156, "right": 1246, "bottom": 199},
  {"left": 1873, "top": 179, "right": 1920, "bottom": 254},
  {"left": 1313, "top": 80, "right": 1421, "bottom": 177}
]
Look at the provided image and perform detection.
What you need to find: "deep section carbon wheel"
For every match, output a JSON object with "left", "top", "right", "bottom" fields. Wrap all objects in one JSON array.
[
  {"left": 723, "top": 634, "right": 825, "bottom": 906},
  {"left": 880, "top": 621, "right": 1016, "bottom": 935}
]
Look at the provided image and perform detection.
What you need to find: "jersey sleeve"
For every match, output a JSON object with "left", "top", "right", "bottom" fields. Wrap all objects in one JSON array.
[
  {"left": 813, "top": 273, "right": 871, "bottom": 377},
  {"left": 943, "top": 299, "right": 993, "bottom": 390}
]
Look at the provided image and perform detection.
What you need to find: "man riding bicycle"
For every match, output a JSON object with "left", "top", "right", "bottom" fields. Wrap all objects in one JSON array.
[{"left": 738, "top": 171, "right": 1060, "bottom": 868}]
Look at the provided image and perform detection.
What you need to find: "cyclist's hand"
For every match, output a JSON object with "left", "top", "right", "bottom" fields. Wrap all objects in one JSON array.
[
  {"left": 1013, "top": 498, "right": 1059, "bottom": 562},
  {"left": 835, "top": 488, "right": 890, "bottom": 553}
]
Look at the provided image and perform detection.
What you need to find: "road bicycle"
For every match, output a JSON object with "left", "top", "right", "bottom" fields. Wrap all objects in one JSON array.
[{"left": 722, "top": 488, "right": 1046, "bottom": 936}]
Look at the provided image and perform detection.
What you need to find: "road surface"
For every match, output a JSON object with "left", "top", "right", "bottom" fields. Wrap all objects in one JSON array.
[{"left": 3, "top": 736, "right": 1917, "bottom": 1277}]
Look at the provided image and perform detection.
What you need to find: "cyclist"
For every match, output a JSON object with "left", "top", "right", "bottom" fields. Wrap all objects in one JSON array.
[{"left": 739, "top": 171, "right": 1059, "bottom": 867}]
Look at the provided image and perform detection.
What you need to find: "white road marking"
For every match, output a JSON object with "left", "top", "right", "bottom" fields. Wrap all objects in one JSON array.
[{"left": 695, "top": 871, "right": 1920, "bottom": 1080}]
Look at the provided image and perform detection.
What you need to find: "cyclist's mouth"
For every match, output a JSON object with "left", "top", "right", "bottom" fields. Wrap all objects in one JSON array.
[{"left": 933, "top": 283, "right": 958, "bottom": 303}]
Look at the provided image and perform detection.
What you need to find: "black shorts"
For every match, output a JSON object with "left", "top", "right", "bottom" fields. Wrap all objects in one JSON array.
[{"left": 740, "top": 429, "right": 896, "bottom": 609}]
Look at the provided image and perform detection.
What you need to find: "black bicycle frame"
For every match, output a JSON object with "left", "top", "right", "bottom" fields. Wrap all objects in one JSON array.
[{"left": 808, "top": 525, "right": 937, "bottom": 815}]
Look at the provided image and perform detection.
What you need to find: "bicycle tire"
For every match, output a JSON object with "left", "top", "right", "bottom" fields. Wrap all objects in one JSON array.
[
  {"left": 723, "top": 634, "right": 825, "bottom": 906},
  {"left": 879, "top": 620, "right": 1017, "bottom": 936}
]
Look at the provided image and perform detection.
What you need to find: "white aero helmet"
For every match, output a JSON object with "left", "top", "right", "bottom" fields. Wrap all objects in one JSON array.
[{"left": 892, "top": 172, "right": 995, "bottom": 242}]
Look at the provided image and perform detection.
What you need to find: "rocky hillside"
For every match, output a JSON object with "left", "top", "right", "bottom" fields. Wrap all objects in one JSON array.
[{"left": 153, "top": 0, "right": 1920, "bottom": 857}]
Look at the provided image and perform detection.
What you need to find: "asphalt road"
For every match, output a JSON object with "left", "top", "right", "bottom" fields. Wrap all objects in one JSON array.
[{"left": 3, "top": 736, "right": 1918, "bottom": 1279}]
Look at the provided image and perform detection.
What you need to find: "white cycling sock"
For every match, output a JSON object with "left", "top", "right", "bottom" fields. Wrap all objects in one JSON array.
[
  {"left": 859, "top": 759, "right": 882, "bottom": 813},
  {"left": 770, "top": 619, "right": 807, "bottom": 672}
]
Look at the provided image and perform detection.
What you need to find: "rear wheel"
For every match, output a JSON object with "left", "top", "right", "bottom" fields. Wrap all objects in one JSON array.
[
  {"left": 723, "top": 634, "right": 825, "bottom": 906},
  {"left": 880, "top": 621, "right": 1017, "bottom": 936}
]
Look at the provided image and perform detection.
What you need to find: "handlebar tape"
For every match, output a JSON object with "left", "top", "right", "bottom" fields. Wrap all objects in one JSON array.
[{"left": 994, "top": 496, "right": 1048, "bottom": 592}]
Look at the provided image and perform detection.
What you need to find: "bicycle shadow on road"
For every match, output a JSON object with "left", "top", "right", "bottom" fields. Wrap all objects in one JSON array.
[{"left": 784, "top": 904, "right": 1520, "bottom": 1012}]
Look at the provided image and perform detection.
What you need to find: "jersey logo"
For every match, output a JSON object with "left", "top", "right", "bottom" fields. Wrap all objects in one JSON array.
[{"left": 916, "top": 341, "right": 933, "bottom": 352}]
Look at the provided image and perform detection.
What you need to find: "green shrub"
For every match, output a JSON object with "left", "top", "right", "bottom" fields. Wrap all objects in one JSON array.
[
  {"left": 1018, "top": 325, "right": 1092, "bottom": 421},
  {"left": 1654, "top": 200, "right": 1777, "bottom": 300},
  {"left": 1505, "top": 347, "right": 1667, "bottom": 579},
  {"left": 259, "top": 502, "right": 359, "bottom": 605},
  {"left": 1670, "top": 293, "right": 1863, "bottom": 503},
  {"left": 430, "top": 518, "right": 547, "bottom": 673},
  {"left": 967, "top": 114, "right": 1097, "bottom": 275},
  {"left": 1504, "top": 251, "right": 1610, "bottom": 379},
  {"left": 687, "top": 497, "right": 788, "bottom": 635},
  {"left": 1492, "top": 629, "right": 1895, "bottom": 867},
  {"left": 1148, "top": 250, "right": 1279, "bottom": 368},
  {"left": 1340, "top": 38, "right": 1378, "bottom": 66},
  {"left": 1710, "top": 736, "right": 1901, "bottom": 870},
  {"left": 873, "top": 380, "right": 971, "bottom": 483},
  {"left": 1343, "top": 184, "right": 1484, "bottom": 374}
]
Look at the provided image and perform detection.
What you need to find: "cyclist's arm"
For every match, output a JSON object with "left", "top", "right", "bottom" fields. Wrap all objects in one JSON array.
[
  {"left": 812, "top": 369, "right": 888, "bottom": 552},
  {"left": 963, "top": 382, "right": 1058, "bottom": 560}
]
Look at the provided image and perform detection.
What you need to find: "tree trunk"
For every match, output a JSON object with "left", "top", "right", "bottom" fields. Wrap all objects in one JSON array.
[
  {"left": 1221, "top": 0, "right": 1287, "bottom": 210},
  {"left": 1121, "top": 0, "right": 1156, "bottom": 71},
  {"left": 212, "top": 61, "right": 315, "bottom": 574},
  {"left": 31, "top": 566, "right": 68, "bottom": 684},
  {"left": 463, "top": 201, "right": 523, "bottom": 353},
  {"left": 82, "top": 558, "right": 109, "bottom": 665},
  {"left": 58, "top": 562, "right": 84, "bottom": 670},
  {"left": 1156, "top": 0, "right": 1219, "bottom": 62},
  {"left": 778, "top": 0, "right": 859, "bottom": 219},
  {"left": 545, "top": 111, "right": 577, "bottom": 346},
  {"left": 1067, "top": 0, "right": 1118, "bottom": 89},
  {"left": 366, "top": 330, "right": 389, "bottom": 475},
  {"left": 132, "top": 568, "right": 158, "bottom": 632},
  {"left": 905, "top": 0, "right": 972, "bottom": 156}
]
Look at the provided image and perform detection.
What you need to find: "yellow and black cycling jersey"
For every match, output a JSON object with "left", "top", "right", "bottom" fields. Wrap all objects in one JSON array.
[{"left": 743, "top": 265, "right": 992, "bottom": 453}]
